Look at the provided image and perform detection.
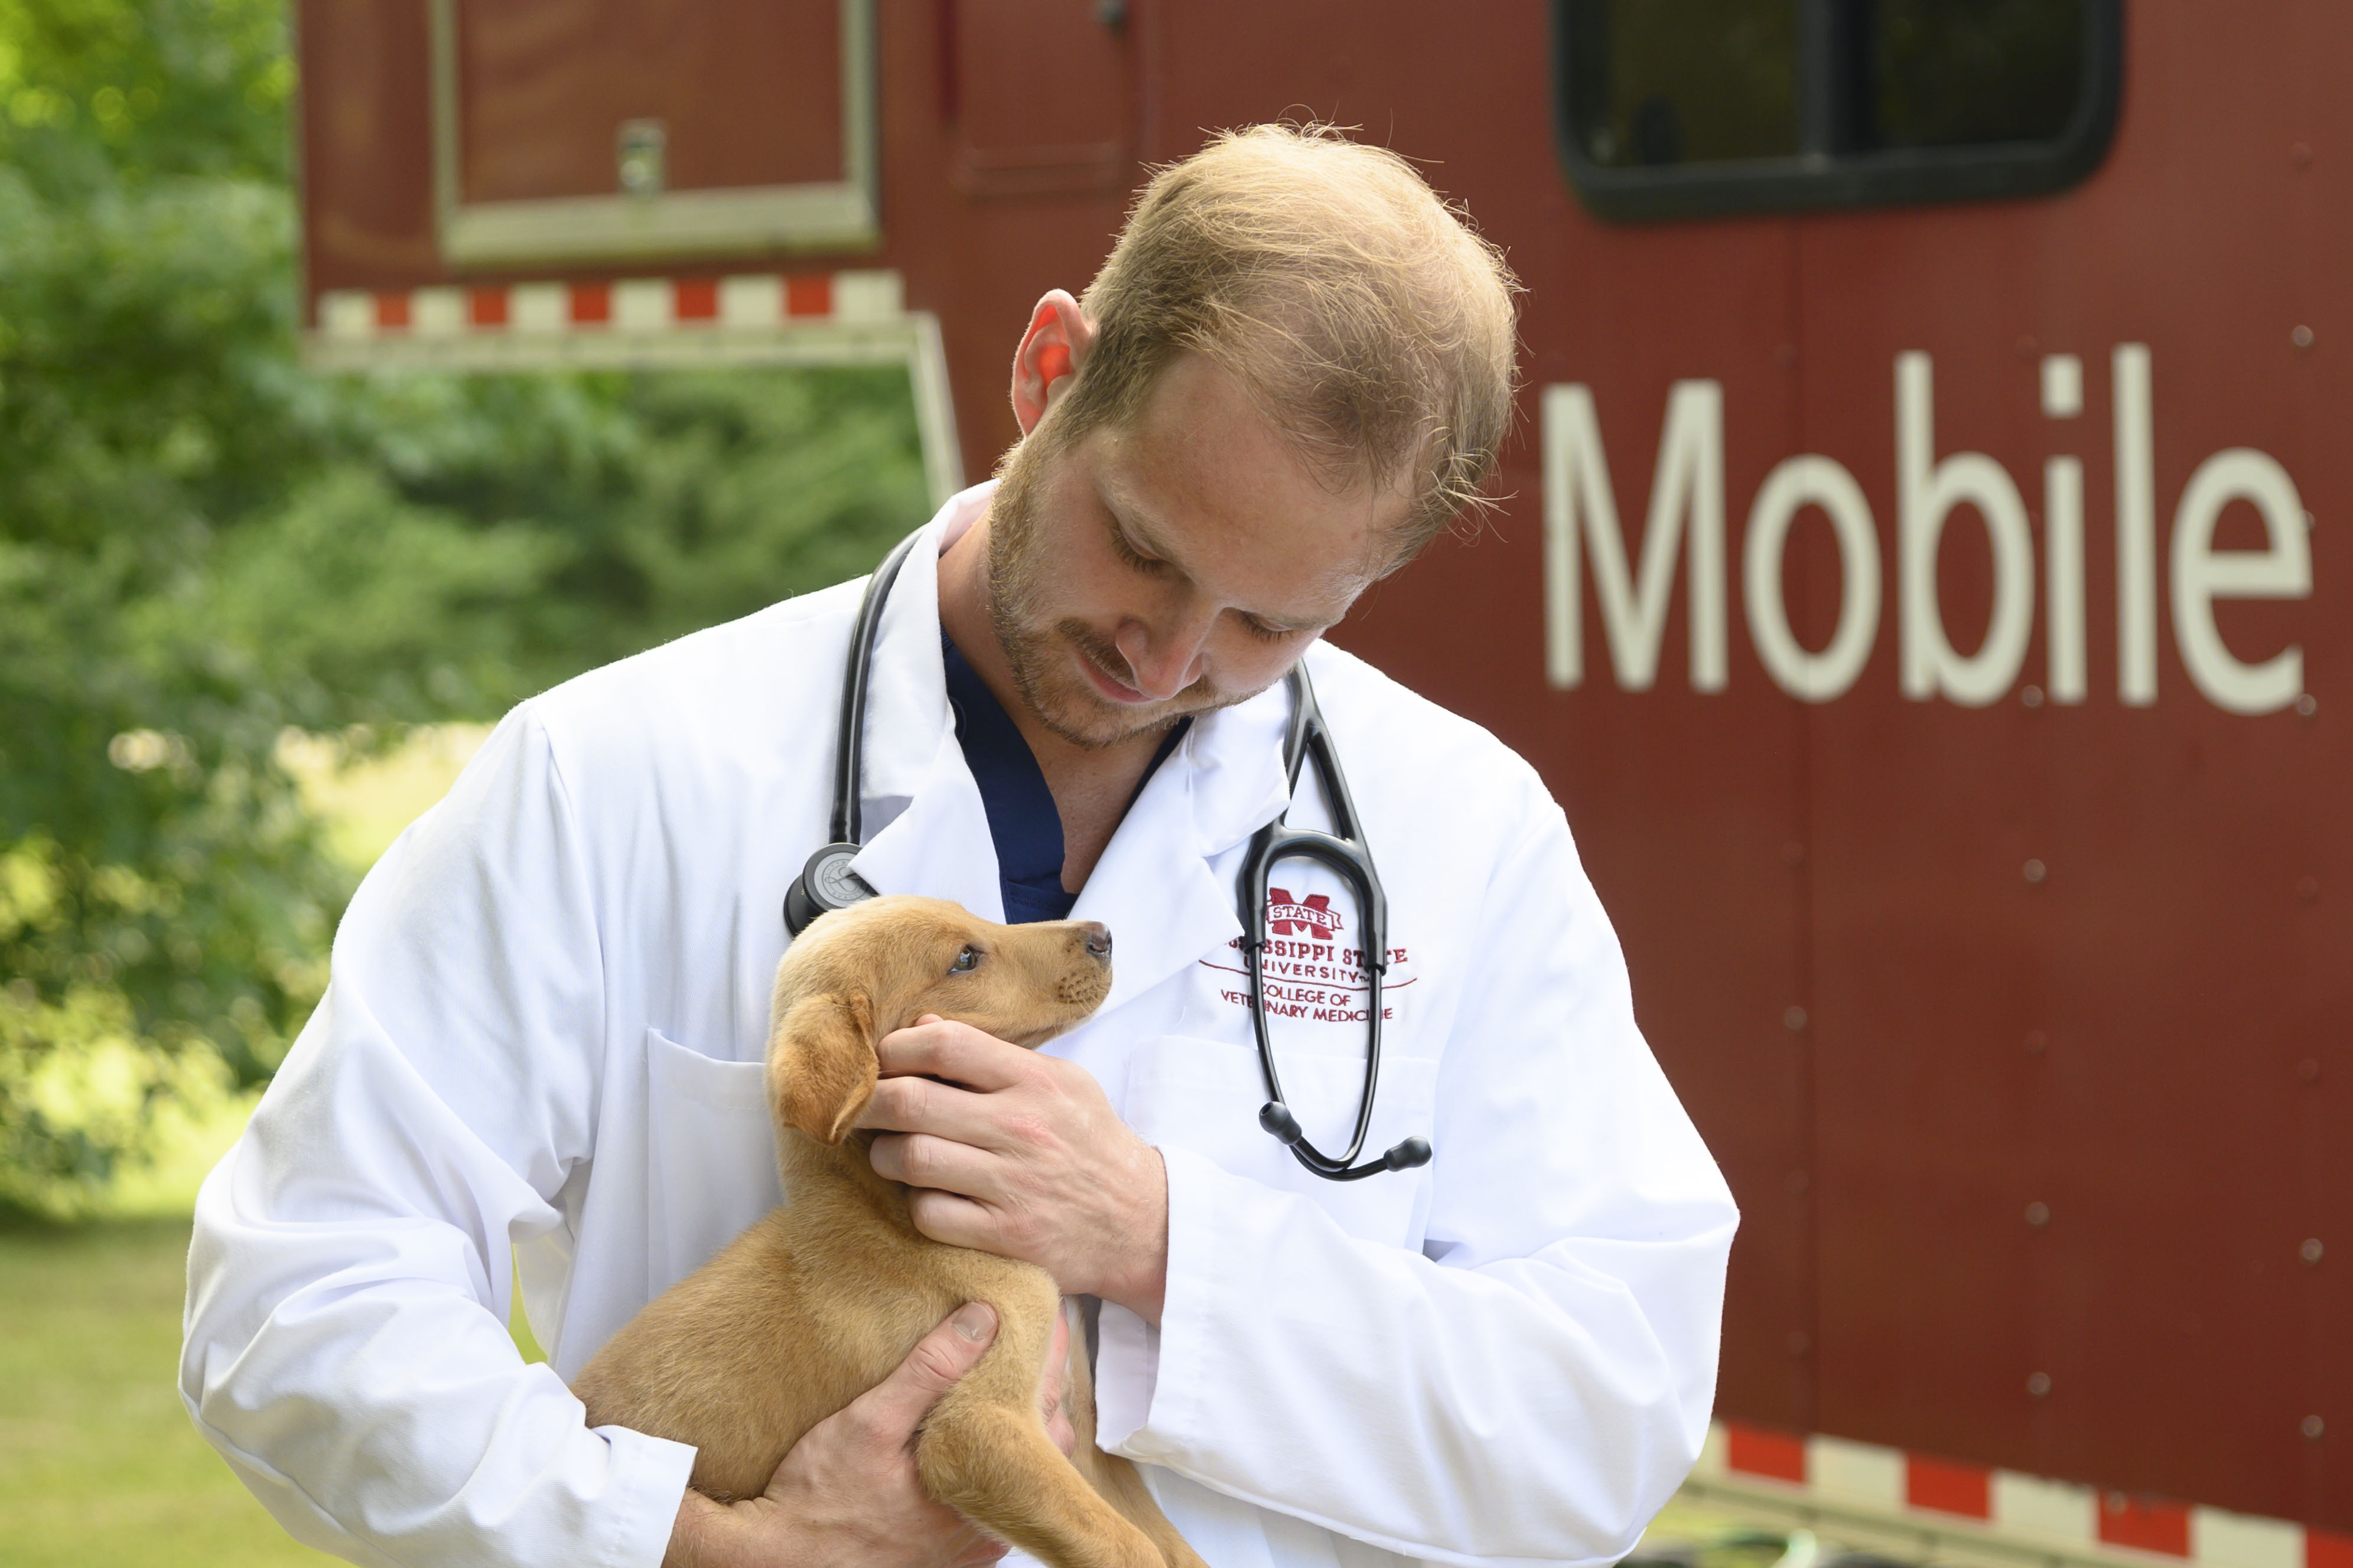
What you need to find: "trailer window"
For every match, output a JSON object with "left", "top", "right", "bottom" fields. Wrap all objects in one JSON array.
[
  {"left": 1567, "top": 0, "right": 1799, "bottom": 169},
  {"left": 1555, "top": 0, "right": 2122, "bottom": 220}
]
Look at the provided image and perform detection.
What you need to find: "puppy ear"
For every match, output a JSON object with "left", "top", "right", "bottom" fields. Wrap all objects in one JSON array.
[{"left": 766, "top": 991, "right": 878, "bottom": 1143}]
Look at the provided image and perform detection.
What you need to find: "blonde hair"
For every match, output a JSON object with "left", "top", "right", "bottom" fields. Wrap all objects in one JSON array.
[{"left": 1051, "top": 124, "right": 1521, "bottom": 558}]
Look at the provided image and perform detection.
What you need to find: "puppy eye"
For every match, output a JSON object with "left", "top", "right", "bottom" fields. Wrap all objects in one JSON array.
[{"left": 949, "top": 945, "right": 981, "bottom": 974}]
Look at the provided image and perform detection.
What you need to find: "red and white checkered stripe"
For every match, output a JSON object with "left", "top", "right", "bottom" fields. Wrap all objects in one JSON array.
[
  {"left": 1696, "top": 1422, "right": 2353, "bottom": 1568},
  {"left": 315, "top": 269, "right": 906, "bottom": 341}
]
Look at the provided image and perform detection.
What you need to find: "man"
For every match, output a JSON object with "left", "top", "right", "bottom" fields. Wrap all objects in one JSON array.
[{"left": 183, "top": 126, "right": 1737, "bottom": 1568}]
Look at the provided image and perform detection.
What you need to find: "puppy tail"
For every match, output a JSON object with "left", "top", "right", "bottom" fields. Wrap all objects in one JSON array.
[
  {"left": 1065, "top": 1300, "right": 1210, "bottom": 1568},
  {"left": 1083, "top": 1453, "right": 1208, "bottom": 1568}
]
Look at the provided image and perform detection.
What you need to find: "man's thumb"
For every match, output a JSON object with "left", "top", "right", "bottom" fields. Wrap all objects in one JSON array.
[{"left": 867, "top": 1302, "right": 997, "bottom": 1424}]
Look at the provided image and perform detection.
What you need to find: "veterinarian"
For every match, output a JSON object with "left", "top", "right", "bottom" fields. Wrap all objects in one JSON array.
[{"left": 183, "top": 126, "right": 1738, "bottom": 1568}]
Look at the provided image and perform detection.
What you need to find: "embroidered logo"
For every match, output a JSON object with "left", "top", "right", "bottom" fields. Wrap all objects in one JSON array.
[
  {"left": 1267, "top": 886, "right": 1344, "bottom": 940},
  {"left": 1195, "top": 885, "right": 1415, "bottom": 1024}
]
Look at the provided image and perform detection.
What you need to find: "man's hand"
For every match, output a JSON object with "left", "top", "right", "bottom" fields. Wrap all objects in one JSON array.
[
  {"left": 665, "top": 1302, "right": 1075, "bottom": 1568},
  {"left": 860, "top": 1016, "right": 1170, "bottom": 1322}
]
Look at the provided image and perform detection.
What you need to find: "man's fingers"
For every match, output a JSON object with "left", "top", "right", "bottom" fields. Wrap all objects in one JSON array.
[
  {"left": 1041, "top": 1307, "right": 1078, "bottom": 1458},
  {"left": 955, "top": 1530, "right": 1014, "bottom": 1568},
  {"left": 875, "top": 1018, "right": 1036, "bottom": 1092},
  {"left": 1044, "top": 1402, "right": 1077, "bottom": 1459},
  {"left": 850, "top": 1302, "right": 997, "bottom": 1437},
  {"left": 858, "top": 1075, "right": 1020, "bottom": 1151},
  {"left": 867, "top": 1128, "right": 1009, "bottom": 1198},
  {"left": 1040, "top": 1306, "right": 1070, "bottom": 1414},
  {"left": 904, "top": 1187, "right": 1003, "bottom": 1253}
]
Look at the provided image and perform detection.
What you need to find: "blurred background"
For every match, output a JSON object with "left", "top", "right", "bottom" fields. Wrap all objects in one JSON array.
[
  {"left": 0, "top": 1, "right": 929, "bottom": 1559},
  {"left": 1, "top": 2, "right": 2346, "bottom": 1566}
]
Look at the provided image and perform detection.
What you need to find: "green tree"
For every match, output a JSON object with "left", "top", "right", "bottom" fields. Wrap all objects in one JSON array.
[{"left": 0, "top": 0, "right": 929, "bottom": 1210}]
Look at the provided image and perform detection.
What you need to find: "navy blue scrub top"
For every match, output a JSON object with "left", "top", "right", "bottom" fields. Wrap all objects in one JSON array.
[{"left": 940, "top": 633, "right": 1189, "bottom": 924}]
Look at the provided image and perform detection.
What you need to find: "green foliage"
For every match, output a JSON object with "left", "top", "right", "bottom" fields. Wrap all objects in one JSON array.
[
  {"left": 0, "top": 0, "right": 930, "bottom": 1211},
  {"left": 0, "top": 0, "right": 291, "bottom": 194}
]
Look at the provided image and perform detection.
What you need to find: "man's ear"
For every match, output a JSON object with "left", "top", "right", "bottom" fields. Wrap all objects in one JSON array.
[
  {"left": 766, "top": 991, "right": 878, "bottom": 1143},
  {"left": 1010, "top": 290, "right": 1095, "bottom": 434}
]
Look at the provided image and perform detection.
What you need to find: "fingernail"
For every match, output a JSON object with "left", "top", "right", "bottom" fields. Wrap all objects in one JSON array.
[{"left": 953, "top": 1302, "right": 996, "bottom": 1342}]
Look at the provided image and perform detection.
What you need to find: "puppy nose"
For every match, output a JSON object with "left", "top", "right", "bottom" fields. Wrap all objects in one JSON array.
[{"left": 1079, "top": 923, "right": 1113, "bottom": 962}]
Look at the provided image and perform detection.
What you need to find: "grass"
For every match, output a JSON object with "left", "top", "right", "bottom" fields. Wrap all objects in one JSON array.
[
  {"left": 0, "top": 1213, "right": 548, "bottom": 1568},
  {"left": 0, "top": 1216, "right": 338, "bottom": 1567},
  {"left": 0, "top": 726, "right": 520, "bottom": 1566}
]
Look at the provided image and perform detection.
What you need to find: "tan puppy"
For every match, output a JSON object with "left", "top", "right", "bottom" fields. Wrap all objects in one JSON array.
[{"left": 572, "top": 895, "right": 1203, "bottom": 1568}]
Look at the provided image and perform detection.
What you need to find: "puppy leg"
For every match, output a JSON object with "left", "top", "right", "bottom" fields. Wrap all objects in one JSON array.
[
  {"left": 1062, "top": 1303, "right": 1209, "bottom": 1568},
  {"left": 919, "top": 1399, "right": 1163, "bottom": 1568}
]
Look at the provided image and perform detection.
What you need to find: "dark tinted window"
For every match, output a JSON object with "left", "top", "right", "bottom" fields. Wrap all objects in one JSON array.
[
  {"left": 1859, "top": 0, "right": 2087, "bottom": 151},
  {"left": 1565, "top": 0, "right": 1798, "bottom": 169},
  {"left": 1554, "top": 0, "right": 2120, "bottom": 219}
]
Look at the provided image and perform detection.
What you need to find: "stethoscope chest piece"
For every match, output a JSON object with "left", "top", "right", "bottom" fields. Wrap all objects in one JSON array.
[{"left": 783, "top": 843, "right": 876, "bottom": 937}]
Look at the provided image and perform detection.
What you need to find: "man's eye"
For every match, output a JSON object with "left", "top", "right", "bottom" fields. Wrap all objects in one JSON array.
[
  {"left": 949, "top": 946, "right": 981, "bottom": 974},
  {"left": 1109, "top": 526, "right": 1165, "bottom": 573}
]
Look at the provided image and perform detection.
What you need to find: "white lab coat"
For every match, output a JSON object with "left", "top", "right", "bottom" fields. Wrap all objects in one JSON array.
[{"left": 182, "top": 483, "right": 1737, "bottom": 1568}]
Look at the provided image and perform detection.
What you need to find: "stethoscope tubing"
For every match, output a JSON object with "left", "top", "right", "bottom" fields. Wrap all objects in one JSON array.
[
  {"left": 829, "top": 530, "right": 926, "bottom": 846},
  {"left": 1237, "top": 669, "right": 1428, "bottom": 1181}
]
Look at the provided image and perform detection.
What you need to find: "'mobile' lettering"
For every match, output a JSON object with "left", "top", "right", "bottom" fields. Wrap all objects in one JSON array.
[{"left": 1542, "top": 347, "right": 2313, "bottom": 715}]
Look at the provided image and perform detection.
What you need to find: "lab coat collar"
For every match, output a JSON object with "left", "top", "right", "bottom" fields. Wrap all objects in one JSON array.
[
  {"left": 845, "top": 483, "right": 997, "bottom": 917},
  {"left": 842, "top": 480, "right": 1304, "bottom": 1005},
  {"left": 1179, "top": 679, "right": 1296, "bottom": 860}
]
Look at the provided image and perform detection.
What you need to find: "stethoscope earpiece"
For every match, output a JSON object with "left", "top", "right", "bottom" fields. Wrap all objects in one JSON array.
[
  {"left": 1382, "top": 1137, "right": 1433, "bottom": 1173},
  {"left": 1259, "top": 1101, "right": 1304, "bottom": 1144}
]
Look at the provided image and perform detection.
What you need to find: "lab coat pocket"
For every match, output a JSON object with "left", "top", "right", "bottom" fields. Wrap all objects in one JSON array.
[
  {"left": 643, "top": 1028, "right": 785, "bottom": 1298},
  {"left": 1122, "top": 1034, "right": 1437, "bottom": 1247}
]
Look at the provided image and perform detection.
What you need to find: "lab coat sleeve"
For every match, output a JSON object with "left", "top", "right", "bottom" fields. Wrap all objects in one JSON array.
[
  {"left": 1097, "top": 792, "right": 1739, "bottom": 1568},
  {"left": 180, "top": 707, "right": 695, "bottom": 1568}
]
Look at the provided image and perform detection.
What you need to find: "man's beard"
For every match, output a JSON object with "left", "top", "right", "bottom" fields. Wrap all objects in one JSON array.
[{"left": 985, "top": 434, "right": 1251, "bottom": 751}]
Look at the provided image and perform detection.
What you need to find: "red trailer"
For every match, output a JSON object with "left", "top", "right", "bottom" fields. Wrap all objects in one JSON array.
[{"left": 294, "top": 2, "right": 2350, "bottom": 1561}]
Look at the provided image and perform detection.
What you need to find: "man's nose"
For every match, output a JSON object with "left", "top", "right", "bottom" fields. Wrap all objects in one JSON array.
[{"left": 1114, "top": 609, "right": 1213, "bottom": 700}]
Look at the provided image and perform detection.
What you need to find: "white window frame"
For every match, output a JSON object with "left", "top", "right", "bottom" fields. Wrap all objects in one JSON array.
[{"left": 427, "top": 0, "right": 881, "bottom": 265}]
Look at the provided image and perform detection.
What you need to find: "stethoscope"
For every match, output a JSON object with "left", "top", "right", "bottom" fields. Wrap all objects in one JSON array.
[{"left": 784, "top": 531, "right": 1431, "bottom": 1182}]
